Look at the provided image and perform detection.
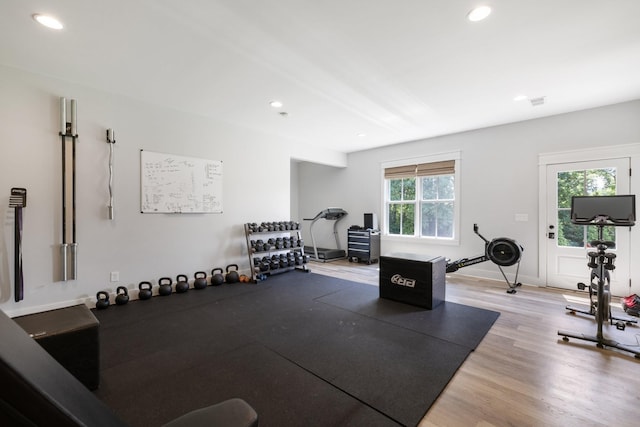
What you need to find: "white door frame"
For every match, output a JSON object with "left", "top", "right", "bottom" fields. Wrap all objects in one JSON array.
[
  {"left": 545, "top": 158, "right": 630, "bottom": 293},
  {"left": 538, "top": 143, "right": 640, "bottom": 290}
]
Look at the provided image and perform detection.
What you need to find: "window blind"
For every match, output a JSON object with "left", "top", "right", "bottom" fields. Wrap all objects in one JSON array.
[
  {"left": 385, "top": 160, "right": 454, "bottom": 179},
  {"left": 416, "top": 160, "right": 455, "bottom": 177},
  {"left": 384, "top": 164, "right": 416, "bottom": 179}
]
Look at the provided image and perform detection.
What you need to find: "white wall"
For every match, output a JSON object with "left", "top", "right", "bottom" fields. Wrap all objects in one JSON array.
[
  {"left": 297, "top": 100, "right": 640, "bottom": 290},
  {"left": 290, "top": 160, "right": 300, "bottom": 222},
  {"left": 0, "top": 65, "right": 345, "bottom": 316}
]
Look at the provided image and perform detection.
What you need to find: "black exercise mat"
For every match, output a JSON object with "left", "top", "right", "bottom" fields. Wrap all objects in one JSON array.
[
  {"left": 97, "top": 342, "right": 398, "bottom": 427},
  {"left": 242, "top": 302, "right": 471, "bottom": 426},
  {"left": 95, "top": 282, "right": 264, "bottom": 330},
  {"left": 314, "top": 278, "right": 500, "bottom": 350},
  {"left": 94, "top": 272, "right": 498, "bottom": 426}
]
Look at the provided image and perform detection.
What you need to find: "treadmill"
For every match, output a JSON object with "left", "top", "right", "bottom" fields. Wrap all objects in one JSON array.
[{"left": 303, "top": 208, "right": 348, "bottom": 262}]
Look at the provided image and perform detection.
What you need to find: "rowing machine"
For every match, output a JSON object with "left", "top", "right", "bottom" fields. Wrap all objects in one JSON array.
[{"left": 446, "top": 224, "right": 523, "bottom": 294}]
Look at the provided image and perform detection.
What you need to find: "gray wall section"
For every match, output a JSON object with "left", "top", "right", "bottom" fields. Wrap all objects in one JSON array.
[
  {"left": 297, "top": 100, "right": 640, "bottom": 288},
  {"left": 0, "top": 65, "right": 344, "bottom": 316}
]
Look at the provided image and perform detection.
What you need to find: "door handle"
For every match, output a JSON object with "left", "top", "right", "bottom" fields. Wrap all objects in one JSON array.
[{"left": 548, "top": 232, "right": 555, "bottom": 239}]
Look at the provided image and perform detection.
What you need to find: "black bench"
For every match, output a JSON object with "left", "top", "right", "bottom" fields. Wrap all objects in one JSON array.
[
  {"left": 0, "top": 308, "right": 258, "bottom": 426},
  {"left": 14, "top": 304, "right": 100, "bottom": 390}
]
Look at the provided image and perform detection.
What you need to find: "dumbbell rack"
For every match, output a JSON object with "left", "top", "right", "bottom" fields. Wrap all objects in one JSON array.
[{"left": 244, "top": 222, "right": 311, "bottom": 283}]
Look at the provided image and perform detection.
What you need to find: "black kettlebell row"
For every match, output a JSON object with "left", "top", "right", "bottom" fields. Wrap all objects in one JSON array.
[
  {"left": 253, "top": 252, "right": 309, "bottom": 273},
  {"left": 246, "top": 221, "right": 300, "bottom": 233},
  {"left": 95, "top": 286, "right": 130, "bottom": 309},
  {"left": 95, "top": 264, "right": 242, "bottom": 309},
  {"left": 250, "top": 236, "right": 304, "bottom": 253}
]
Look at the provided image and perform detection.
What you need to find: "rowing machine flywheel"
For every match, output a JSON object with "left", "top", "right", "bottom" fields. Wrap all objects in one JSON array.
[{"left": 486, "top": 238, "right": 523, "bottom": 267}]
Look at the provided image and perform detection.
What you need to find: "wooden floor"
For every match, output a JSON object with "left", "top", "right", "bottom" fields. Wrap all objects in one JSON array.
[{"left": 310, "top": 259, "right": 640, "bottom": 427}]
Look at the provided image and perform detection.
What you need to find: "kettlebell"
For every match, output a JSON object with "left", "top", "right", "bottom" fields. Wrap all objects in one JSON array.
[
  {"left": 193, "top": 271, "right": 208, "bottom": 290},
  {"left": 138, "top": 281, "right": 153, "bottom": 300},
  {"left": 226, "top": 264, "right": 240, "bottom": 283},
  {"left": 211, "top": 268, "right": 224, "bottom": 286},
  {"left": 175, "top": 274, "right": 189, "bottom": 293},
  {"left": 96, "top": 291, "right": 110, "bottom": 310},
  {"left": 158, "top": 277, "right": 173, "bottom": 296},
  {"left": 115, "top": 286, "right": 130, "bottom": 305}
]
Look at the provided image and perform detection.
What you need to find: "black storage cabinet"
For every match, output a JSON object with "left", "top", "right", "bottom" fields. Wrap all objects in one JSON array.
[
  {"left": 379, "top": 253, "right": 446, "bottom": 309},
  {"left": 347, "top": 229, "right": 380, "bottom": 264},
  {"left": 14, "top": 304, "right": 100, "bottom": 390}
]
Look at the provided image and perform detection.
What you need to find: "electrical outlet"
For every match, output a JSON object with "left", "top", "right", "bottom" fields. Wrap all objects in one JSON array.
[{"left": 110, "top": 271, "right": 119, "bottom": 282}]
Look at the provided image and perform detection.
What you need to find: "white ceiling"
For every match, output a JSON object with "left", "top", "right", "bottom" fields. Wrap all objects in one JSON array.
[{"left": 2, "top": 1, "right": 640, "bottom": 153}]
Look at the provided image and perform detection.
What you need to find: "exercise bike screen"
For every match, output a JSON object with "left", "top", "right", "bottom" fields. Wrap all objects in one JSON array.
[{"left": 570, "top": 195, "right": 636, "bottom": 226}]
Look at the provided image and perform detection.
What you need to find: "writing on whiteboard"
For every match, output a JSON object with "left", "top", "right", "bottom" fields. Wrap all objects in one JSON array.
[{"left": 140, "top": 150, "right": 223, "bottom": 213}]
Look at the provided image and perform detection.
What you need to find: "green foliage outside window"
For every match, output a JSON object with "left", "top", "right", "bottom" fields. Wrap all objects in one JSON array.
[
  {"left": 389, "top": 178, "right": 415, "bottom": 201},
  {"left": 386, "top": 175, "right": 454, "bottom": 238},
  {"left": 556, "top": 168, "right": 616, "bottom": 247},
  {"left": 388, "top": 203, "right": 415, "bottom": 235},
  {"left": 388, "top": 178, "right": 416, "bottom": 235},
  {"left": 421, "top": 176, "right": 454, "bottom": 238}
]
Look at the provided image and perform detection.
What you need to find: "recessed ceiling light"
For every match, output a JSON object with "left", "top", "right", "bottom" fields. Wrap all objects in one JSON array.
[
  {"left": 33, "top": 14, "right": 64, "bottom": 30},
  {"left": 269, "top": 100, "right": 283, "bottom": 108},
  {"left": 529, "top": 96, "right": 546, "bottom": 107},
  {"left": 467, "top": 6, "right": 491, "bottom": 22},
  {"left": 357, "top": 133, "right": 366, "bottom": 138},
  {"left": 513, "top": 95, "right": 528, "bottom": 101}
]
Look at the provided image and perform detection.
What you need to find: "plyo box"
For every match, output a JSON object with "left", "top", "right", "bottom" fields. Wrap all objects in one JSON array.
[{"left": 379, "top": 253, "right": 446, "bottom": 309}]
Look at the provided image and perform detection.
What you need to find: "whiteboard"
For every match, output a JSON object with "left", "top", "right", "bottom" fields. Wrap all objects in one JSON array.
[{"left": 140, "top": 150, "right": 223, "bottom": 213}]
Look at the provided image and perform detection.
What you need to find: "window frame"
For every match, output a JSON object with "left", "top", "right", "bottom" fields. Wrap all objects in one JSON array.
[
  {"left": 386, "top": 177, "right": 417, "bottom": 236},
  {"left": 381, "top": 151, "right": 461, "bottom": 245},
  {"left": 419, "top": 174, "right": 456, "bottom": 238}
]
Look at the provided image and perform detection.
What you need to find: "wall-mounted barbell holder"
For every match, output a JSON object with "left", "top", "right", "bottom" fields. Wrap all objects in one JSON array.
[
  {"left": 106, "top": 128, "right": 116, "bottom": 220},
  {"left": 59, "top": 97, "right": 78, "bottom": 281}
]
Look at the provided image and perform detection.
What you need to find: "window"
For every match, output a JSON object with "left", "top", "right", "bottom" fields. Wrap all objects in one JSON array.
[
  {"left": 556, "top": 167, "right": 616, "bottom": 247},
  {"left": 384, "top": 158, "right": 457, "bottom": 240},
  {"left": 388, "top": 177, "right": 416, "bottom": 235},
  {"left": 420, "top": 174, "right": 455, "bottom": 238}
]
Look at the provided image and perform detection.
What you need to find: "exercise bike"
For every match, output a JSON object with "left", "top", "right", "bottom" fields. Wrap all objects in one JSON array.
[
  {"left": 565, "top": 243, "right": 637, "bottom": 329},
  {"left": 446, "top": 224, "right": 523, "bottom": 294},
  {"left": 558, "top": 194, "right": 640, "bottom": 359}
]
